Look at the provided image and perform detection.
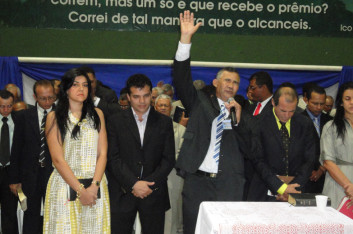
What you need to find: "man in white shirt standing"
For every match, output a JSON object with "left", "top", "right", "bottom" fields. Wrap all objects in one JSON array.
[{"left": 173, "top": 11, "right": 252, "bottom": 234}]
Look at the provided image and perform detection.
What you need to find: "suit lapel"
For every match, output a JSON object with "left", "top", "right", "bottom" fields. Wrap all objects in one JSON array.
[
  {"left": 143, "top": 108, "right": 158, "bottom": 147},
  {"left": 124, "top": 109, "right": 141, "bottom": 146},
  {"left": 267, "top": 112, "right": 283, "bottom": 146},
  {"left": 29, "top": 107, "right": 40, "bottom": 141},
  {"left": 289, "top": 114, "right": 299, "bottom": 158}
]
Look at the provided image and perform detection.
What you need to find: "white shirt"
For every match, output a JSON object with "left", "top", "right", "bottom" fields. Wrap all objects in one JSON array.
[
  {"left": 175, "top": 41, "right": 191, "bottom": 61},
  {"left": 253, "top": 95, "right": 273, "bottom": 115},
  {"left": 131, "top": 107, "right": 151, "bottom": 146},
  {"left": 0, "top": 113, "right": 14, "bottom": 166},
  {"left": 37, "top": 105, "right": 53, "bottom": 130},
  {"left": 93, "top": 96, "right": 101, "bottom": 107},
  {"left": 199, "top": 99, "right": 230, "bottom": 173}
]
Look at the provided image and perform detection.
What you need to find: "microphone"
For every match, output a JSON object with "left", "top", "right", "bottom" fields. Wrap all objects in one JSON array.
[{"left": 227, "top": 97, "right": 237, "bottom": 126}]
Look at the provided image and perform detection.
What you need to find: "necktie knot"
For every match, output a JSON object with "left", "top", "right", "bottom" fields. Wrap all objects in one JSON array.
[
  {"left": 44, "top": 110, "right": 47, "bottom": 115},
  {"left": 2, "top": 117, "right": 8, "bottom": 123}
]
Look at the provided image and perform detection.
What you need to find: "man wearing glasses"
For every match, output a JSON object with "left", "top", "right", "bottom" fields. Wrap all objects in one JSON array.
[
  {"left": 247, "top": 71, "right": 274, "bottom": 117},
  {"left": 9, "top": 80, "right": 55, "bottom": 234}
]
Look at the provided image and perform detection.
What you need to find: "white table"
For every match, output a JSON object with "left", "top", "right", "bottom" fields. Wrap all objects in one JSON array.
[{"left": 195, "top": 202, "right": 353, "bottom": 234}]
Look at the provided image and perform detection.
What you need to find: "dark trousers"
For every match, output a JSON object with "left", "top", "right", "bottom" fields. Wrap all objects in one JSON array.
[
  {"left": 182, "top": 172, "right": 245, "bottom": 234},
  {"left": 0, "top": 167, "right": 19, "bottom": 234},
  {"left": 23, "top": 167, "right": 49, "bottom": 234},
  {"left": 111, "top": 209, "right": 165, "bottom": 234}
]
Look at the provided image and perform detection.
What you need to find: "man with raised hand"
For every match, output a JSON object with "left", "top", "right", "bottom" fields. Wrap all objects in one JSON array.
[{"left": 173, "top": 11, "right": 251, "bottom": 234}]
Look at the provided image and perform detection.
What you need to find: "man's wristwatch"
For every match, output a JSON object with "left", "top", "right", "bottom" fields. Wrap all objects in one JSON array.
[{"left": 92, "top": 180, "right": 100, "bottom": 187}]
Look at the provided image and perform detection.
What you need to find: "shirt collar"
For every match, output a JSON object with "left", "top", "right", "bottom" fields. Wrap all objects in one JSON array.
[
  {"left": 132, "top": 106, "right": 151, "bottom": 122},
  {"left": 37, "top": 103, "right": 52, "bottom": 114},
  {"left": 306, "top": 108, "right": 321, "bottom": 121},
  {"left": 260, "top": 95, "right": 273, "bottom": 107},
  {"left": 0, "top": 113, "right": 13, "bottom": 122}
]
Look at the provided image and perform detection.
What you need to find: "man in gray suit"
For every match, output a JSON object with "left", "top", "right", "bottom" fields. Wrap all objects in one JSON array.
[{"left": 173, "top": 11, "right": 251, "bottom": 234}]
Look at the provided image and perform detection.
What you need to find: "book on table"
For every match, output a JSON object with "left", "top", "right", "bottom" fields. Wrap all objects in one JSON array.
[
  {"left": 288, "top": 193, "right": 331, "bottom": 207},
  {"left": 337, "top": 196, "right": 353, "bottom": 219}
]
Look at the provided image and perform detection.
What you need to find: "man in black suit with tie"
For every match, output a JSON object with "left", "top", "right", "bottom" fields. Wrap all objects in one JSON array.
[
  {"left": 247, "top": 85, "right": 315, "bottom": 201},
  {"left": 173, "top": 11, "right": 251, "bottom": 234},
  {"left": 247, "top": 71, "right": 273, "bottom": 117},
  {"left": 0, "top": 90, "right": 18, "bottom": 234},
  {"left": 106, "top": 74, "right": 175, "bottom": 234},
  {"left": 302, "top": 84, "right": 332, "bottom": 193},
  {"left": 9, "top": 80, "right": 56, "bottom": 234}
]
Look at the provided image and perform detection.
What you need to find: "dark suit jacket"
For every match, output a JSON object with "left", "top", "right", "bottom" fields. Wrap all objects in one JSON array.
[
  {"left": 173, "top": 59, "right": 252, "bottom": 200},
  {"left": 8, "top": 106, "right": 53, "bottom": 197},
  {"left": 247, "top": 99, "right": 273, "bottom": 117},
  {"left": 247, "top": 111, "right": 316, "bottom": 201},
  {"left": 106, "top": 107, "right": 175, "bottom": 214},
  {"left": 301, "top": 110, "right": 332, "bottom": 193},
  {"left": 95, "top": 84, "right": 118, "bottom": 104},
  {"left": 96, "top": 98, "right": 121, "bottom": 121}
]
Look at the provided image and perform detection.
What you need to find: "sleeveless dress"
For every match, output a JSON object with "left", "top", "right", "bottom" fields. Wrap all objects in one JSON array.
[{"left": 43, "top": 112, "right": 110, "bottom": 233}]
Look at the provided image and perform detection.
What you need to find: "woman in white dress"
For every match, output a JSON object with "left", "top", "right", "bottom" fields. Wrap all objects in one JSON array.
[
  {"left": 43, "top": 68, "right": 110, "bottom": 233},
  {"left": 321, "top": 81, "right": 353, "bottom": 209}
]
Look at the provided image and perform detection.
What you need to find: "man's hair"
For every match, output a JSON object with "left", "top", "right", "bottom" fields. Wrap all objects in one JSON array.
[
  {"left": 5, "top": 84, "right": 21, "bottom": 99},
  {"left": 326, "top": 95, "right": 334, "bottom": 102},
  {"left": 273, "top": 86, "right": 298, "bottom": 106},
  {"left": 193, "top": 80, "right": 206, "bottom": 90},
  {"left": 155, "top": 94, "right": 172, "bottom": 106},
  {"left": 79, "top": 66, "right": 96, "bottom": 77},
  {"left": 162, "top": 84, "right": 174, "bottom": 95},
  {"left": 33, "top": 80, "right": 54, "bottom": 96},
  {"left": 307, "top": 85, "right": 326, "bottom": 100},
  {"left": 118, "top": 93, "right": 128, "bottom": 101},
  {"left": 0, "top": 90, "right": 14, "bottom": 100},
  {"left": 302, "top": 82, "right": 316, "bottom": 97},
  {"left": 126, "top": 74, "right": 152, "bottom": 94},
  {"left": 216, "top": 67, "right": 239, "bottom": 80},
  {"left": 249, "top": 71, "right": 273, "bottom": 94},
  {"left": 152, "top": 87, "right": 163, "bottom": 95}
]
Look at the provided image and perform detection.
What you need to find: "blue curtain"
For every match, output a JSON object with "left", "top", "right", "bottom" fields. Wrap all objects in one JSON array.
[
  {"left": 339, "top": 66, "right": 353, "bottom": 86},
  {"left": 1, "top": 57, "right": 350, "bottom": 98},
  {"left": 0, "top": 57, "right": 23, "bottom": 97}
]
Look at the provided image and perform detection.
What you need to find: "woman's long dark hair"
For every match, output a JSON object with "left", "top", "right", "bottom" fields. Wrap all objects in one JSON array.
[
  {"left": 55, "top": 68, "right": 100, "bottom": 143},
  {"left": 333, "top": 81, "right": 353, "bottom": 141}
]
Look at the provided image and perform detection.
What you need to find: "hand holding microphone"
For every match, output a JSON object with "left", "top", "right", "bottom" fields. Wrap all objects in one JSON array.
[{"left": 226, "top": 97, "right": 241, "bottom": 126}]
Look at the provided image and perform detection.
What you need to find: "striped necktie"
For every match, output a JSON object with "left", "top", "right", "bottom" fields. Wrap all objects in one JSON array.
[
  {"left": 213, "top": 105, "right": 226, "bottom": 164},
  {"left": 39, "top": 110, "right": 47, "bottom": 167}
]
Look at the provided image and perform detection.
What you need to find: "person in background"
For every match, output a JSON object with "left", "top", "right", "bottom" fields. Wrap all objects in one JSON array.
[
  {"left": 12, "top": 101, "right": 28, "bottom": 112},
  {"left": 0, "top": 90, "right": 18, "bottom": 234},
  {"left": 321, "top": 82, "right": 353, "bottom": 208},
  {"left": 324, "top": 95, "right": 336, "bottom": 117},
  {"left": 118, "top": 93, "right": 130, "bottom": 110},
  {"left": 247, "top": 71, "right": 273, "bottom": 117},
  {"left": 151, "top": 87, "right": 163, "bottom": 107},
  {"left": 155, "top": 94, "right": 185, "bottom": 234},
  {"left": 43, "top": 68, "right": 110, "bottom": 233},
  {"left": 5, "top": 84, "right": 21, "bottom": 103},
  {"left": 302, "top": 85, "right": 332, "bottom": 193}
]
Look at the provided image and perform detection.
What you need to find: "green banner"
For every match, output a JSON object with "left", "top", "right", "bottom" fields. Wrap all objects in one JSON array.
[{"left": 1, "top": 0, "right": 353, "bottom": 36}]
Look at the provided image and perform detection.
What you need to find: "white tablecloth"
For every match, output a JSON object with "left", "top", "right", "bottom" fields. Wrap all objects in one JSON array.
[{"left": 195, "top": 202, "right": 353, "bottom": 234}]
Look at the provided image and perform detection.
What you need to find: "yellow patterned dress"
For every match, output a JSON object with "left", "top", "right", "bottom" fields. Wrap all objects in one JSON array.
[{"left": 43, "top": 112, "right": 110, "bottom": 233}]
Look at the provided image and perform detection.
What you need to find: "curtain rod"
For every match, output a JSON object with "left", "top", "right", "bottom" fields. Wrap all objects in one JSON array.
[{"left": 18, "top": 57, "right": 342, "bottom": 72}]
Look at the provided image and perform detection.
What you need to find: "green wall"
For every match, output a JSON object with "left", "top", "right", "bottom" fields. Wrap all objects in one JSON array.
[{"left": 1, "top": 27, "right": 352, "bottom": 66}]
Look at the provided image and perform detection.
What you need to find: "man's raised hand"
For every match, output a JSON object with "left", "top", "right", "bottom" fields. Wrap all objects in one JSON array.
[{"left": 180, "top": 10, "right": 202, "bottom": 44}]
